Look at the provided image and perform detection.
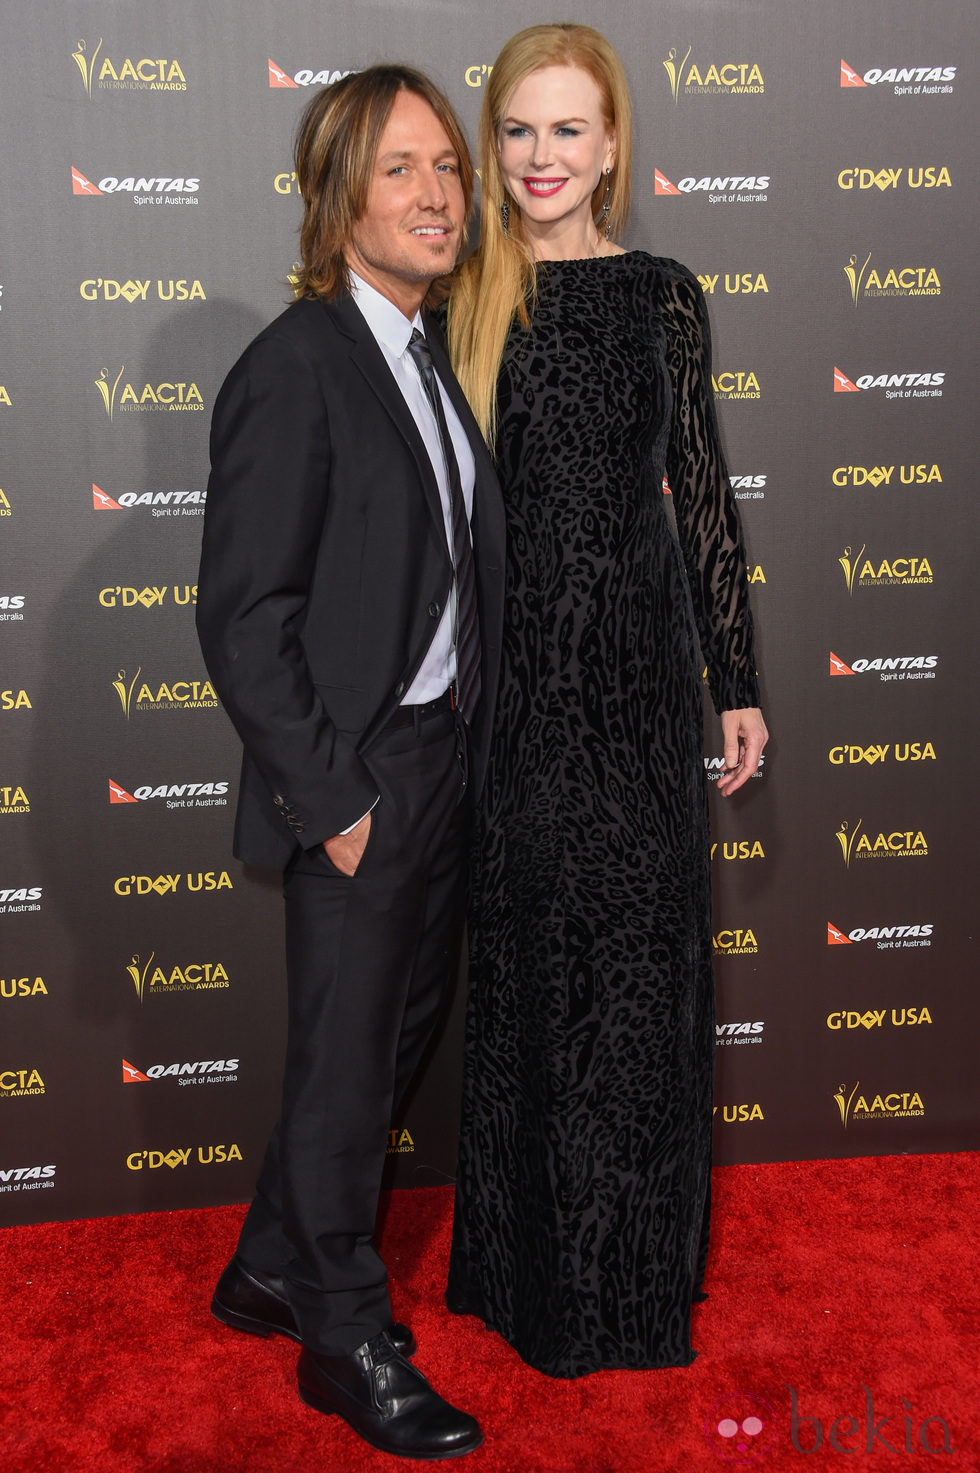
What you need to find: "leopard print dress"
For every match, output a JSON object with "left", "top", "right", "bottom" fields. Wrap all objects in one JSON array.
[{"left": 446, "top": 253, "right": 761, "bottom": 1377}]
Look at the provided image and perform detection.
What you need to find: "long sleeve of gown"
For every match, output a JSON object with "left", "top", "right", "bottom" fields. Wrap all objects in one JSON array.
[{"left": 662, "top": 265, "right": 761, "bottom": 715}]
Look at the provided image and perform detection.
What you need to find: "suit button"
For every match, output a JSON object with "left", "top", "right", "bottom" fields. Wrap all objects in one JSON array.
[
  {"left": 428, "top": 602, "right": 440, "bottom": 618},
  {"left": 394, "top": 681, "right": 405, "bottom": 698},
  {"left": 273, "top": 795, "right": 285, "bottom": 807}
]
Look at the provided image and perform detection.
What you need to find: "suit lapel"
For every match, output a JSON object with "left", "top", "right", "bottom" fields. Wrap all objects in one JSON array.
[{"left": 326, "top": 295, "right": 448, "bottom": 545}]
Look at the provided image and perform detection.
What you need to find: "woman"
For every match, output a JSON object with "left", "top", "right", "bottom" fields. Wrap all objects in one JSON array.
[{"left": 444, "top": 24, "right": 768, "bottom": 1378}]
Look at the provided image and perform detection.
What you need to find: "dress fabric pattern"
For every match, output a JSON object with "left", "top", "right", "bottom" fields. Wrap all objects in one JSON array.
[{"left": 446, "top": 253, "right": 760, "bottom": 1378}]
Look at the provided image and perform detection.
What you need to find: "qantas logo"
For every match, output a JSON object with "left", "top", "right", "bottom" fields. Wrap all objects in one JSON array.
[
  {"left": 828, "top": 921, "right": 932, "bottom": 946},
  {"left": 92, "top": 482, "right": 206, "bottom": 514},
  {"left": 834, "top": 367, "right": 944, "bottom": 398},
  {"left": 655, "top": 169, "right": 769, "bottom": 199},
  {"left": 123, "top": 1058, "right": 239, "bottom": 1084},
  {"left": 841, "top": 59, "right": 956, "bottom": 92},
  {"left": 71, "top": 168, "right": 200, "bottom": 197},
  {"left": 830, "top": 652, "right": 937, "bottom": 680},
  {"left": 268, "top": 58, "right": 354, "bottom": 88},
  {"left": 109, "top": 779, "right": 228, "bottom": 806}
]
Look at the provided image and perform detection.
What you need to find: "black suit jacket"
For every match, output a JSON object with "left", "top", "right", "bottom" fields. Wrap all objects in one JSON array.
[{"left": 196, "top": 293, "right": 505, "bottom": 870}]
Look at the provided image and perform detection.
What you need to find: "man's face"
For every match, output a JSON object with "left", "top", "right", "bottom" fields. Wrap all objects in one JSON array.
[{"left": 345, "top": 89, "right": 465, "bottom": 318}]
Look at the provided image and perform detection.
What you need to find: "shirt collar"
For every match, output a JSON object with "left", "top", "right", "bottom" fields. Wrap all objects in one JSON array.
[{"left": 348, "top": 270, "right": 424, "bottom": 357}]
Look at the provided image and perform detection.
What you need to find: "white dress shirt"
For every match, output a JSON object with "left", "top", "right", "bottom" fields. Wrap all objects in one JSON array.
[
  {"left": 349, "top": 271, "right": 476, "bottom": 705},
  {"left": 334, "top": 274, "right": 477, "bottom": 836}
]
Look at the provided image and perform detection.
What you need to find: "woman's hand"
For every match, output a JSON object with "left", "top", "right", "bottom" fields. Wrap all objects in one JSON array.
[{"left": 716, "top": 708, "right": 769, "bottom": 797}]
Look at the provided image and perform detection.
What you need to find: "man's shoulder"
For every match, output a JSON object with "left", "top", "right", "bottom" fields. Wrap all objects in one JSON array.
[{"left": 249, "top": 294, "right": 356, "bottom": 357}]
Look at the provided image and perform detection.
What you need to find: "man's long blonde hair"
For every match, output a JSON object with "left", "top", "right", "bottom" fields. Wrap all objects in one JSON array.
[{"left": 446, "top": 24, "right": 633, "bottom": 443}]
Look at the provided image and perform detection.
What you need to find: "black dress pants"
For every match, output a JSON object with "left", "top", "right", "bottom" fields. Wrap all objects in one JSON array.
[{"left": 235, "top": 706, "right": 467, "bottom": 1354}]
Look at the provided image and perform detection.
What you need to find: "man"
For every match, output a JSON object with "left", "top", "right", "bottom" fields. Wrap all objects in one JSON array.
[{"left": 196, "top": 67, "right": 503, "bottom": 1461}]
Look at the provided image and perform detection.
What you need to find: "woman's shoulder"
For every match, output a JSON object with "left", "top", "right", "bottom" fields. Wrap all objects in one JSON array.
[
  {"left": 622, "top": 253, "right": 707, "bottom": 333},
  {"left": 623, "top": 252, "right": 700, "bottom": 293}
]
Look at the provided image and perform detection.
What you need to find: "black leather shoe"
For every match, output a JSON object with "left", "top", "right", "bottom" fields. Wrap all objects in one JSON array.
[
  {"left": 211, "top": 1256, "right": 416, "bottom": 1357},
  {"left": 297, "top": 1332, "right": 482, "bottom": 1460}
]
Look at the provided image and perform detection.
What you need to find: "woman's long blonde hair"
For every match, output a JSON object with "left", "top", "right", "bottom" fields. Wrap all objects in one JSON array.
[{"left": 447, "top": 24, "right": 633, "bottom": 444}]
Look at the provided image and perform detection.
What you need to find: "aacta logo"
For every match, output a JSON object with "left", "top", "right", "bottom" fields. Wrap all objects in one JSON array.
[
  {"left": 833, "top": 367, "right": 944, "bottom": 398},
  {"left": 712, "top": 928, "right": 758, "bottom": 956},
  {"left": 0, "top": 1069, "right": 45, "bottom": 1098},
  {"left": 72, "top": 39, "right": 187, "bottom": 96},
  {"left": 841, "top": 59, "right": 956, "bottom": 93},
  {"left": 98, "top": 585, "right": 197, "bottom": 609},
  {"left": 835, "top": 1082, "right": 924, "bottom": 1127},
  {"left": 698, "top": 272, "right": 769, "bottom": 295},
  {"left": 127, "top": 952, "right": 230, "bottom": 1002},
  {"left": 844, "top": 251, "right": 941, "bottom": 302},
  {"left": 80, "top": 278, "right": 205, "bottom": 304},
  {"left": 1, "top": 975, "right": 47, "bottom": 1000},
  {"left": 828, "top": 1008, "right": 932, "bottom": 1030},
  {"left": 386, "top": 1129, "right": 416, "bottom": 1156},
  {"left": 0, "top": 1164, "right": 56, "bottom": 1193},
  {"left": 828, "top": 741, "right": 936, "bottom": 766},
  {"left": 712, "top": 371, "right": 761, "bottom": 400},
  {"left": 72, "top": 168, "right": 200, "bottom": 197},
  {"left": 123, "top": 1058, "right": 238, "bottom": 1085},
  {"left": 0, "top": 487, "right": 11, "bottom": 517},
  {"left": 93, "top": 367, "right": 204, "bottom": 418},
  {"left": 126, "top": 1145, "right": 244, "bottom": 1170},
  {"left": 93, "top": 482, "right": 206, "bottom": 515},
  {"left": 0, "top": 887, "right": 42, "bottom": 913},
  {"left": 831, "top": 464, "right": 942, "bottom": 487},
  {"left": 837, "top": 166, "right": 951, "bottom": 191},
  {"left": 828, "top": 920, "right": 933, "bottom": 949},
  {"left": 113, "top": 872, "right": 234, "bottom": 897},
  {"left": 109, "top": 778, "right": 228, "bottom": 807},
  {"left": 838, "top": 545, "right": 933, "bottom": 593},
  {"left": 835, "top": 819, "right": 928, "bottom": 866},
  {"left": 663, "top": 46, "right": 764, "bottom": 101},
  {"left": 654, "top": 169, "right": 769, "bottom": 201},
  {"left": 112, "top": 667, "right": 217, "bottom": 717},
  {"left": 1, "top": 689, "right": 32, "bottom": 711},
  {"left": 0, "top": 786, "right": 30, "bottom": 816},
  {"left": 829, "top": 652, "right": 937, "bottom": 681},
  {"left": 0, "top": 386, "right": 10, "bottom": 406},
  {"left": 710, "top": 840, "right": 765, "bottom": 860},
  {"left": 268, "top": 58, "right": 353, "bottom": 87}
]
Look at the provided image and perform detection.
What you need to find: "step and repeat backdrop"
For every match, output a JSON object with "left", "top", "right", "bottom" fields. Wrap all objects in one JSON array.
[{"left": 1, "top": 1, "right": 976, "bottom": 1226}]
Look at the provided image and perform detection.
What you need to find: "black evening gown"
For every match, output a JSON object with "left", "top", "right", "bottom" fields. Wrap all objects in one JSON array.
[{"left": 446, "top": 254, "right": 761, "bottom": 1378}]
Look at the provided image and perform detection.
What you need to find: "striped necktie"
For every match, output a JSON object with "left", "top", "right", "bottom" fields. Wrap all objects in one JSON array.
[{"left": 407, "top": 329, "right": 481, "bottom": 723}]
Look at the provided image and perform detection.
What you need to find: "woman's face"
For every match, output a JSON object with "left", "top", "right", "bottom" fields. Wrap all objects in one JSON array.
[{"left": 497, "top": 65, "right": 615, "bottom": 245}]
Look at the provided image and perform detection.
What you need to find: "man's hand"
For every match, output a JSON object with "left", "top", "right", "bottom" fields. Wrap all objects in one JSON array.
[
  {"left": 323, "top": 812, "right": 372, "bottom": 876},
  {"left": 716, "top": 708, "right": 769, "bottom": 797}
]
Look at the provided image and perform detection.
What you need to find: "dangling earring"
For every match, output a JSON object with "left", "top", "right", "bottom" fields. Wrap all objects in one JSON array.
[
  {"left": 501, "top": 199, "right": 510, "bottom": 235},
  {"left": 599, "top": 168, "right": 612, "bottom": 240}
]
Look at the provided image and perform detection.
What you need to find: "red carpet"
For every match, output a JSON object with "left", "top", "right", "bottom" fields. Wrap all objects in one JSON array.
[{"left": 1, "top": 1154, "right": 977, "bottom": 1471}]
